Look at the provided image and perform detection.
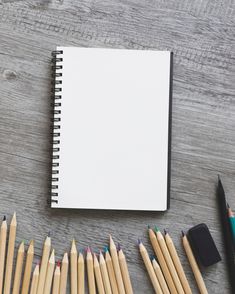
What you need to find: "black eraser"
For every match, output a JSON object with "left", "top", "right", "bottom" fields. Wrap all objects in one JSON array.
[{"left": 188, "top": 223, "right": 221, "bottom": 267}]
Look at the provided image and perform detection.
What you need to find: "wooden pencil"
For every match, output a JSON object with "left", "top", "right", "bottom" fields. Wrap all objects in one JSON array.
[
  {"left": 30, "top": 264, "right": 40, "bottom": 294},
  {"left": 152, "top": 258, "right": 170, "bottom": 294},
  {"left": 21, "top": 240, "right": 34, "bottom": 294},
  {"left": 78, "top": 252, "right": 85, "bottom": 294},
  {"left": 109, "top": 235, "right": 125, "bottom": 294},
  {"left": 94, "top": 254, "right": 105, "bottom": 294},
  {"left": 52, "top": 261, "right": 60, "bottom": 294},
  {"left": 182, "top": 232, "right": 208, "bottom": 294},
  {"left": 0, "top": 216, "right": 7, "bottom": 294},
  {"left": 4, "top": 212, "right": 17, "bottom": 294},
  {"left": 59, "top": 252, "right": 68, "bottom": 294},
  {"left": 138, "top": 241, "right": 163, "bottom": 294},
  {"left": 43, "top": 249, "right": 55, "bottom": 294},
  {"left": 86, "top": 248, "right": 96, "bottom": 294},
  {"left": 155, "top": 228, "right": 184, "bottom": 294},
  {"left": 70, "top": 239, "right": 78, "bottom": 294},
  {"left": 36, "top": 234, "right": 51, "bottom": 294},
  {"left": 165, "top": 230, "right": 192, "bottom": 294},
  {"left": 148, "top": 228, "right": 177, "bottom": 294},
  {"left": 118, "top": 248, "right": 133, "bottom": 294},
  {"left": 105, "top": 249, "right": 119, "bottom": 294},
  {"left": 99, "top": 251, "right": 112, "bottom": 294},
  {"left": 12, "top": 241, "right": 25, "bottom": 294}
]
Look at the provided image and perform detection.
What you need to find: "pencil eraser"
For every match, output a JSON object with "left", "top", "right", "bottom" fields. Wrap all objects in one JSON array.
[{"left": 188, "top": 223, "right": 221, "bottom": 267}]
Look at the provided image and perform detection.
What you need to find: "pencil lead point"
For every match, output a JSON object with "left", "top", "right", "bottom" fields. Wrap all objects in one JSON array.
[
  {"left": 57, "top": 260, "right": 61, "bottom": 267},
  {"left": 181, "top": 230, "right": 185, "bottom": 237},
  {"left": 148, "top": 225, "right": 151, "bottom": 229},
  {"left": 218, "top": 174, "right": 221, "bottom": 182},
  {"left": 164, "top": 229, "right": 167, "bottom": 235},
  {"left": 104, "top": 246, "right": 109, "bottom": 253},
  {"left": 48, "top": 231, "right": 51, "bottom": 237},
  {"left": 87, "top": 246, "right": 91, "bottom": 253},
  {"left": 137, "top": 239, "right": 142, "bottom": 245},
  {"left": 227, "top": 202, "right": 230, "bottom": 208},
  {"left": 154, "top": 226, "right": 159, "bottom": 232},
  {"left": 3, "top": 215, "right": 6, "bottom": 221},
  {"left": 117, "top": 243, "right": 121, "bottom": 251},
  {"left": 150, "top": 254, "right": 155, "bottom": 261}
]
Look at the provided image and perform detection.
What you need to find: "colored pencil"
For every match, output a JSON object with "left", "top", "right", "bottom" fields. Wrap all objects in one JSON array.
[
  {"left": 86, "top": 248, "right": 96, "bottom": 294},
  {"left": 155, "top": 228, "right": 184, "bottom": 294},
  {"left": 152, "top": 258, "right": 170, "bottom": 294},
  {"left": 21, "top": 240, "right": 34, "bottom": 294},
  {"left": 52, "top": 261, "right": 60, "bottom": 294},
  {"left": 227, "top": 203, "right": 235, "bottom": 245},
  {"left": 4, "top": 212, "right": 17, "bottom": 294},
  {"left": 118, "top": 248, "right": 133, "bottom": 294},
  {"left": 0, "top": 216, "right": 7, "bottom": 294},
  {"left": 43, "top": 249, "right": 55, "bottom": 294},
  {"left": 37, "top": 234, "right": 51, "bottom": 294},
  {"left": 70, "top": 239, "right": 78, "bottom": 294},
  {"left": 59, "top": 252, "right": 68, "bottom": 294},
  {"left": 30, "top": 264, "right": 40, "bottom": 294},
  {"left": 99, "top": 251, "right": 112, "bottom": 294},
  {"left": 182, "top": 231, "right": 208, "bottom": 294},
  {"left": 217, "top": 176, "right": 235, "bottom": 292},
  {"left": 109, "top": 235, "right": 125, "bottom": 294},
  {"left": 78, "top": 252, "right": 85, "bottom": 294},
  {"left": 94, "top": 253, "right": 105, "bottom": 294},
  {"left": 105, "top": 249, "right": 119, "bottom": 294},
  {"left": 148, "top": 228, "right": 177, "bottom": 294},
  {"left": 164, "top": 230, "right": 192, "bottom": 294},
  {"left": 138, "top": 240, "right": 163, "bottom": 294},
  {"left": 12, "top": 241, "right": 25, "bottom": 294}
]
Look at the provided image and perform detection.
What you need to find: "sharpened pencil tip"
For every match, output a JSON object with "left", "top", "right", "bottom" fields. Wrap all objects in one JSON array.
[
  {"left": 137, "top": 239, "right": 142, "bottom": 245},
  {"left": 87, "top": 246, "right": 91, "bottom": 253},
  {"left": 57, "top": 260, "right": 61, "bottom": 267},
  {"left": 181, "top": 230, "right": 185, "bottom": 237},
  {"left": 154, "top": 226, "right": 159, "bottom": 232},
  {"left": 227, "top": 202, "right": 230, "bottom": 208},
  {"left": 104, "top": 246, "right": 109, "bottom": 253},
  {"left": 218, "top": 174, "right": 221, "bottom": 181},
  {"left": 117, "top": 243, "right": 121, "bottom": 251},
  {"left": 164, "top": 229, "right": 167, "bottom": 235},
  {"left": 3, "top": 215, "right": 6, "bottom": 221},
  {"left": 150, "top": 254, "right": 155, "bottom": 261},
  {"left": 148, "top": 225, "right": 151, "bottom": 229},
  {"left": 48, "top": 231, "right": 51, "bottom": 237}
]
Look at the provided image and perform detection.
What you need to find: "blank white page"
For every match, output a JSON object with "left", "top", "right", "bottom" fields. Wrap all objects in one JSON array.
[{"left": 51, "top": 47, "right": 172, "bottom": 211}]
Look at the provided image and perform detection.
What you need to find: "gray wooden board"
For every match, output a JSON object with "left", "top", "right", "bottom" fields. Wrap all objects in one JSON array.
[{"left": 0, "top": 0, "right": 235, "bottom": 292}]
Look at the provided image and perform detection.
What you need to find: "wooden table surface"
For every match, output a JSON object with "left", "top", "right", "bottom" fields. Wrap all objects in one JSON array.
[{"left": 0, "top": 0, "right": 234, "bottom": 293}]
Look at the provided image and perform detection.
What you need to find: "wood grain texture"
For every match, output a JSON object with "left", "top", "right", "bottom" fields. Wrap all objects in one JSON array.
[{"left": 0, "top": 0, "right": 234, "bottom": 292}]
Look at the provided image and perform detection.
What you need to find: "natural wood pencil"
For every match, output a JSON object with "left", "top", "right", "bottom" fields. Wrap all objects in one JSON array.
[
  {"left": 86, "top": 248, "right": 96, "bottom": 294},
  {"left": 165, "top": 231, "right": 192, "bottom": 294},
  {"left": 94, "top": 254, "right": 105, "bottom": 294},
  {"left": 70, "top": 239, "right": 78, "bottom": 294},
  {"left": 118, "top": 249, "right": 133, "bottom": 294},
  {"left": 30, "top": 264, "right": 39, "bottom": 294},
  {"left": 36, "top": 235, "right": 51, "bottom": 294},
  {"left": 21, "top": 240, "right": 34, "bottom": 294},
  {"left": 182, "top": 232, "right": 208, "bottom": 294},
  {"left": 152, "top": 258, "right": 170, "bottom": 294},
  {"left": 59, "top": 252, "right": 68, "bottom": 294},
  {"left": 4, "top": 212, "right": 17, "bottom": 294},
  {"left": 109, "top": 235, "right": 125, "bottom": 294},
  {"left": 99, "top": 251, "right": 112, "bottom": 294},
  {"left": 52, "top": 261, "right": 60, "bottom": 294},
  {"left": 148, "top": 228, "right": 177, "bottom": 294},
  {"left": 105, "top": 249, "right": 119, "bottom": 294},
  {"left": 0, "top": 216, "right": 7, "bottom": 294},
  {"left": 43, "top": 249, "right": 55, "bottom": 294},
  {"left": 78, "top": 252, "right": 85, "bottom": 294},
  {"left": 12, "top": 241, "right": 25, "bottom": 294},
  {"left": 155, "top": 228, "right": 184, "bottom": 294},
  {"left": 138, "top": 241, "right": 163, "bottom": 294}
]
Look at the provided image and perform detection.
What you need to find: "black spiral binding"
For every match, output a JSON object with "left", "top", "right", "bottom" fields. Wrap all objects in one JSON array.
[{"left": 50, "top": 50, "right": 63, "bottom": 205}]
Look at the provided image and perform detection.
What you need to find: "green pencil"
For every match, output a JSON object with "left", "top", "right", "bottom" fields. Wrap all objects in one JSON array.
[{"left": 228, "top": 204, "right": 235, "bottom": 245}]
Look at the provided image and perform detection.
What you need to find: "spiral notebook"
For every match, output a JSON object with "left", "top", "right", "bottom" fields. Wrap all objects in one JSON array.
[{"left": 51, "top": 47, "right": 173, "bottom": 211}]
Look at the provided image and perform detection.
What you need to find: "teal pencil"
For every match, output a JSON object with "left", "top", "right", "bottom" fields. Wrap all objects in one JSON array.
[{"left": 228, "top": 204, "right": 235, "bottom": 245}]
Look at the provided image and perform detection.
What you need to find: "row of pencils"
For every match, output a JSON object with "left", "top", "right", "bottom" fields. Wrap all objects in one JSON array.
[
  {"left": 138, "top": 227, "right": 208, "bottom": 294},
  {"left": 0, "top": 213, "right": 134, "bottom": 294}
]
